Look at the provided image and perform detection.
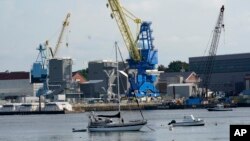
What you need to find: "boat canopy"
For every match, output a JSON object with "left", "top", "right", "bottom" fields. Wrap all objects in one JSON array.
[{"left": 97, "top": 112, "right": 121, "bottom": 118}]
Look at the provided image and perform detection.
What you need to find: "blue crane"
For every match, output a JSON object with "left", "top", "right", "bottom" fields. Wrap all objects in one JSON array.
[
  {"left": 30, "top": 13, "right": 70, "bottom": 97},
  {"left": 107, "top": 0, "right": 159, "bottom": 97},
  {"left": 30, "top": 43, "right": 49, "bottom": 96},
  {"left": 127, "top": 22, "right": 159, "bottom": 97}
]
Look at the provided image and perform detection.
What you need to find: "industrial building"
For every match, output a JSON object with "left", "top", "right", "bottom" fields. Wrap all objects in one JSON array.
[
  {"left": 189, "top": 53, "right": 250, "bottom": 95},
  {"left": 80, "top": 60, "right": 128, "bottom": 99},
  {"left": 0, "top": 69, "right": 86, "bottom": 102},
  {"left": 167, "top": 83, "right": 198, "bottom": 99},
  {"left": 80, "top": 80, "right": 103, "bottom": 98},
  {"left": 47, "top": 58, "right": 84, "bottom": 102},
  {"left": 48, "top": 58, "right": 72, "bottom": 94},
  {"left": 158, "top": 72, "right": 200, "bottom": 97},
  {"left": 48, "top": 58, "right": 72, "bottom": 90},
  {"left": 0, "top": 71, "right": 36, "bottom": 100}
]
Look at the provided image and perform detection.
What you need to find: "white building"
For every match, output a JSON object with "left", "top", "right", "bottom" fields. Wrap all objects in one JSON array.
[{"left": 167, "top": 83, "right": 198, "bottom": 99}]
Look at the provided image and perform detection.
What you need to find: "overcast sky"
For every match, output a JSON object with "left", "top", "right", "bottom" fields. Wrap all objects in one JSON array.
[{"left": 0, "top": 0, "right": 250, "bottom": 72}]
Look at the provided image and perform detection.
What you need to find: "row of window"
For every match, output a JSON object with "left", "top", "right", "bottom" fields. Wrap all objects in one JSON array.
[{"left": 190, "top": 58, "right": 250, "bottom": 73}]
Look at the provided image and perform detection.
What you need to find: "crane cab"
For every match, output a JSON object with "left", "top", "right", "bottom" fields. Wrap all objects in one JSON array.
[{"left": 30, "top": 62, "right": 47, "bottom": 83}]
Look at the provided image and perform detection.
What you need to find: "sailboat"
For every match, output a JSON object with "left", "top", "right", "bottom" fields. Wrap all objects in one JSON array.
[{"left": 87, "top": 42, "right": 147, "bottom": 132}]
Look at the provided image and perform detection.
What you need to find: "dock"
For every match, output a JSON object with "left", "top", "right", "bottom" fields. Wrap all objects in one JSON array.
[
  {"left": 72, "top": 102, "right": 237, "bottom": 112},
  {"left": 0, "top": 110, "right": 65, "bottom": 116}
]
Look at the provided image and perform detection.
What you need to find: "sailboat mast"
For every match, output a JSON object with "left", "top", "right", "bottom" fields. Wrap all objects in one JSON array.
[{"left": 115, "top": 41, "right": 121, "bottom": 113}]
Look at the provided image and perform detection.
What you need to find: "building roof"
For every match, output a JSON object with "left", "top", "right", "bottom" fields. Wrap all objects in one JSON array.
[
  {"left": 189, "top": 52, "right": 250, "bottom": 62},
  {"left": 241, "top": 89, "right": 250, "bottom": 95},
  {"left": 72, "top": 71, "right": 81, "bottom": 76},
  {"left": 160, "top": 72, "right": 194, "bottom": 80},
  {"left": 168, "top": 83, "right": 195, "bottom": 87},
  {"left": 0, "top": 71, "right": 29, "bottom": 80},
  {"left": 84, "top": 80, "right": 103, "bottom": 84},
  {"left": 89, "top": 60, "right": 115, "bottom": 63},
  {"left": 72, "top": 71, "right": 87, "bottom": 83}
]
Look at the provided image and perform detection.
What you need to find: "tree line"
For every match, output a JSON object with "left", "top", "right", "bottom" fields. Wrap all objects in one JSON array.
[{"left": 158, "top": 61, "right": 189, "bottom": 72}]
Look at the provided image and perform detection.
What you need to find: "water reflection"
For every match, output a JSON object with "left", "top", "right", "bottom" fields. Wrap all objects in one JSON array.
[
  {"left": 1, "top": 108, "right": 250, "bottom": 141},
  {"left": 88, "top": 131, "right": 156, "bottom": 141}
]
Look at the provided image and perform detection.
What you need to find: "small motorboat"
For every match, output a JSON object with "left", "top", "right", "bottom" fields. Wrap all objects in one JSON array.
[
  {"left": 168, "top": 115, "right": 205, "bottom": 127},
  {"left": 207, "top": 104, "right": 233, "bottom": 111},
  {"left": 72, "top": 128, "right": 87, "bottom": 132}
]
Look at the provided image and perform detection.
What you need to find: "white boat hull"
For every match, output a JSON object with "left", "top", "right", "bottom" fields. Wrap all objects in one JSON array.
[
  {"left": 88, "top": 121, "right": 147, "bottom": 132},
  {"left": 168, "top": 115, "right": 205, "bottom": 127},
  {"left": 171, "top": 120, "right": 205, "bottom": 127}
]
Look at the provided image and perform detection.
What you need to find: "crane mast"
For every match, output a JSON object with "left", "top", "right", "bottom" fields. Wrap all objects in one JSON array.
[
  {"left": 202, "top": 5, "right": 225, "bottom": 97},
  {"left": 108, "top": 0, "right": 141, "bottom": 61},
  {"left": 53, "top": 13, "right": 70, "bottom": 58}
]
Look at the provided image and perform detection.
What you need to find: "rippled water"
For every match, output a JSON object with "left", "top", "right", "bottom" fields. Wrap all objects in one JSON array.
[{"left": 0, "top": 108, "right": 250, "bottom": 141}]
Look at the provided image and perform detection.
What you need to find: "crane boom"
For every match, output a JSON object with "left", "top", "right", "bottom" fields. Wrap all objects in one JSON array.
[
  {"left": 108, "top": 0, "right": 141, "bottom": 61},
  {"left": 202, "top": 5, "right": 225, "bottom": 97},
  {"left": 53, "top": 13, "right": 70, "bottom": 58}
]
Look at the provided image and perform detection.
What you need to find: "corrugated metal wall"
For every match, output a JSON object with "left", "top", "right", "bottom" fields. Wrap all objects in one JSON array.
[{"left": 0, "top": 79, "right": 33, "bottom": 97}]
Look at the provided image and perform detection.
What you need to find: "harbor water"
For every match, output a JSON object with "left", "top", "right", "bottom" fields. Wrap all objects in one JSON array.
[{"left": 0, "top": 108, "right": 250, "bottom": 141}]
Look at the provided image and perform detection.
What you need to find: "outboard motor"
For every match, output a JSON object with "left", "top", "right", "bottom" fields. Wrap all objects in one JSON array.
[{"left": 168, "top": 120, "right": 176, "bottom": 125}]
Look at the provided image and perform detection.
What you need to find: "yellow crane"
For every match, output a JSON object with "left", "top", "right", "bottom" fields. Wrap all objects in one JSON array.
[
  {"left": 46, "top": 13, "right": 71, "bottom": 58},
  {"left": 107, "top": 0, "right": 141, "bottom": 61}
]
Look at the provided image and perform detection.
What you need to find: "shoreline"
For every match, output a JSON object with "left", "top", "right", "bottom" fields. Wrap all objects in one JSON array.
[
  {"left": 72, "top": 102, "right": 245, "bottom": 112},
  {"left": 1, "top": 103, "right": 248, "bottom": 115}
]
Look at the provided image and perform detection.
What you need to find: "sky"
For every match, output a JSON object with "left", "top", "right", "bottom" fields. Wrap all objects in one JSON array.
[{"left": 0, "top": 0, "right": 250, "bottom": 72}]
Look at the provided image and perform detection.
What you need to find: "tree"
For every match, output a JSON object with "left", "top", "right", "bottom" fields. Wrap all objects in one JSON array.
[
  {"left": 167, "top": 61, "right": 189, "bottom": 72},
  {"left": 158, "top": 64, "right": 167, "bottom": 71},
  {"left": 157, "top": 61, "right": 189, "bottom": 72},
  {"left": 78, "top": 68, "right": 88, "bottom": 80}
]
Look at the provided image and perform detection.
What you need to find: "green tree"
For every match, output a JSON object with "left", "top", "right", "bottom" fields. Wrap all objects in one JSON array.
[
  {"left": 78, "top": 68, "right": 88, "bottom": 80},
  {"left": 167, "top": 61, "right": 189, "bottom": 72},
  {"left": 158, "top": 64, "right": 167, "bottom": 71}
]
